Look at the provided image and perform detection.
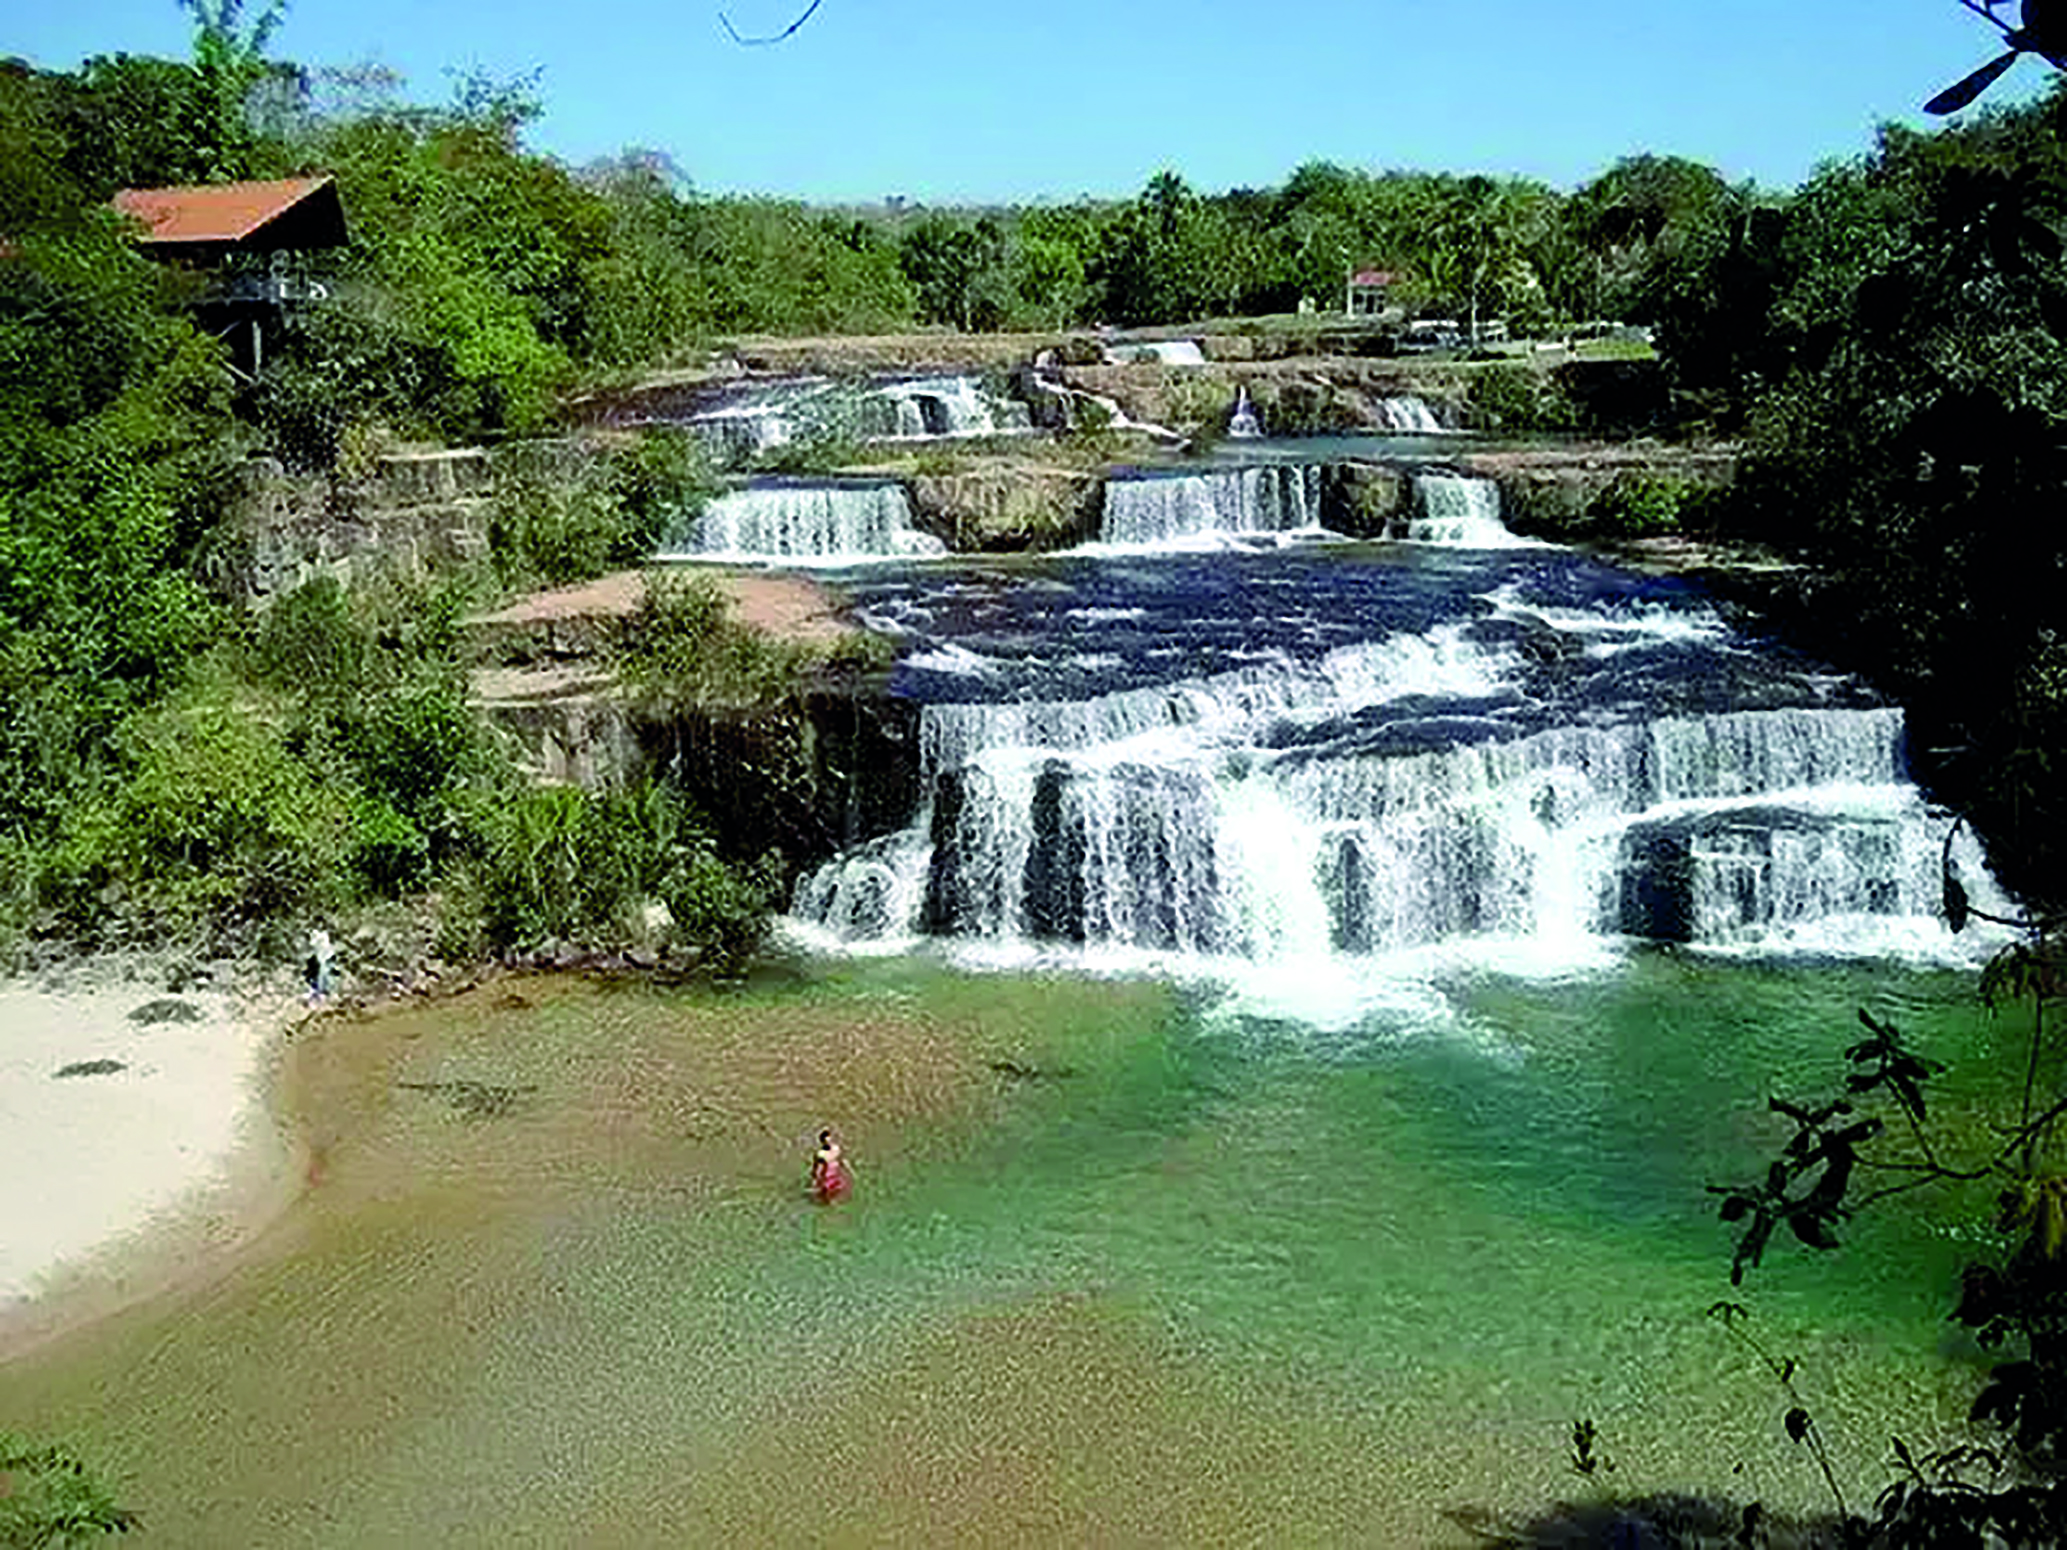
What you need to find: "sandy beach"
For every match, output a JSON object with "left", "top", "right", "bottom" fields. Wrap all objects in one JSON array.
[{"left": 0, "top": 970, "right": 303, "bottom": 1352}]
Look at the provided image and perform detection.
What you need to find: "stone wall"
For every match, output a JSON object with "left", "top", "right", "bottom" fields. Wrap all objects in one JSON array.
[
  {"left": 1460, "top": 445, "right": 1737, "bottom": 533},
  {"left": 223, "top": 437, "right": 614, "bottom": 601}
]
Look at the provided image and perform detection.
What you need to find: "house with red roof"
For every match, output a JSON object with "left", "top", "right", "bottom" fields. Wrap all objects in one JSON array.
[{"left": 110, "top": 176, "right": 348, "bottom": 376}]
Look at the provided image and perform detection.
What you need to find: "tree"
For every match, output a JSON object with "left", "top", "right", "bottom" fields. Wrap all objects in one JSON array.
[
  {"left": 1711, "top": 909, "right": 2067, "bottom": 1540},
  {"left": 176, "top": 0, "right": 290, "bottom": 179}
]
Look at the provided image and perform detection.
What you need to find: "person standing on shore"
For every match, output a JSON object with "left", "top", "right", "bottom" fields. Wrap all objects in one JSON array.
[{"left": 306, "top": 928, "right": 335, "bottom": 1005}]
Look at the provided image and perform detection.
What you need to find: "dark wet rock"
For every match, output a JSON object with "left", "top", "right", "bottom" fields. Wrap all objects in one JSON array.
[
  {"left": 130, "top": 997, "right": 204, "bottom": 1025},
  {"left": 989, "top": 1058, "right": 1080, "bottom": 1083},
  {"left": 53, "top": 1059, "right": 126, "bottom": 1079},
  {"left": 396, "top": 1079, "right": 539, "bottom": 1121}
]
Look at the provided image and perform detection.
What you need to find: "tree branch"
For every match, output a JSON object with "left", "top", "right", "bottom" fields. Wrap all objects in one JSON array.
[{"left": 719, "top": 0, "right": 825, "bottom": 45}]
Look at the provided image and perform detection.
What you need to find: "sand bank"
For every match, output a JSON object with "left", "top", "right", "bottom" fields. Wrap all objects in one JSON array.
[{"left": 0, "top": 973, "right": 303, "bottom": 1352}]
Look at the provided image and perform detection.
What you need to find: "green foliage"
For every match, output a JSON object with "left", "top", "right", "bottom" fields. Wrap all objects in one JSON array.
[
  {"left": 1711, "top": 948, "right": 2067, "bottom": 1540},
  {"left": 463, "top": 780, "right": 773, "bottom": 967},
  {"left": 489, "top": 465, "right": 629, "bottom": 587},
  {"left": 1466, "top": 361, "right": 1575, "bottom": 432},
  {"left": 616, "top": 570, "right": 815, "bottom": 713},
  {"left": 1586, "top": 471, "right": 1686, "bottom": 536},
  {"left": 44, "top": 684, "right": 350, "bottom": 946},
  {"left": 484, "top": 434, "right": 713, "bottom": 588},
  {"left": 601, "top": 426, "right": 715, "bottom": 554},
  {"left": 0, "top": 1431, "right": 137, "bottom": 1547}
]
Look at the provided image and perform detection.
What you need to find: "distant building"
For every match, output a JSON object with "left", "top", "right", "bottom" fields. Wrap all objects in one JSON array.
[
  {"left": 1346, "top": 268, "right": 1396, "bottom": 318},
  {"left": 112, "top": 176, "right": 348, "bottom": 376}
]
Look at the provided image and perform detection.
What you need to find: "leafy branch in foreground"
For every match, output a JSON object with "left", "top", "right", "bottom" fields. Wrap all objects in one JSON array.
[
  {"left": 0, "top": 1433, "right": 137, "bottom": 1547},
  {"left": 1708, "top": 861, "right": 2067, "bottom": 1543}
]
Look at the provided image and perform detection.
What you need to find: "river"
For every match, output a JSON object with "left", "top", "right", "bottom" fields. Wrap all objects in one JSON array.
[{"left": 0, "top": 467, "right": 2029, "bottom": 1545}]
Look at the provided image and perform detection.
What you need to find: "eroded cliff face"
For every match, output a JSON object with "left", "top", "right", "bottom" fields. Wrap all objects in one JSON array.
[
  {"left": 903, "top": 462, "right": 1104, "bottom": 551},
  {"left": 221, "top": 438, "right": 616, "bottom": 600}
]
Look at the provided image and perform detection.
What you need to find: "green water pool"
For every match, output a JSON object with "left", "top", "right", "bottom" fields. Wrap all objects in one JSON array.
[{"left": 0, "top": 952, "right": 2035, "bottom": 1545}]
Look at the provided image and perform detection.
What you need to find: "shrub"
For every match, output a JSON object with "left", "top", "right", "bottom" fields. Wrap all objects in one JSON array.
[
  {"left": 465, "top": 780, "right": 772, "bottom": 961},
  {"left": 252, "top": 573, "right": 367, "bottom": 691},
  {"left": 616, "top": 570, "right": 815, "bottom": 713},
  {"left": 1467, "top": 362, "right": 1576, "bottom": 432},
  {"left": 602, "top": 427, "right": 715, "bottom": 555},
  {"left": 0, "top": 1430, "right": 137, "bottom": 1546},
  {"left": 1587, "top": 471, "right": 1687, "bottom": 536},
  {"left": 46, "top": 689, "right": 351, "bottom": 947},
  {"left": 489, "top": 469, "right": 628, "bottom": 588}
]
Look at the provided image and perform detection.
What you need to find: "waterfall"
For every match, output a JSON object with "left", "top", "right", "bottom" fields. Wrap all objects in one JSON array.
[
  {"left": 1106, "top": 340, "right": 1208, "bottom": 366},
  {"left": 1406, "top": 474, "right": 1518, "bottom": 546},
  {"left": 684, "top": 406, "right": 792, "bottom": 462},
  {"left": 869, "top": 376, "right": 1027, "bottom": 440},
  {"left": 1377, "top": 397, "right": 1444, "bottom": 433},
  {"left": 790, "top": 536, "right": 2006, "bottom": 966},
  {"left": 1227, "top": 386, "right": 1263, "bottom": 440},
  {"left": 1100, "top": 465, "right": 1327, "bottom": 546},
  {"left": 660, "top": 483, "right": 946, "bottom": 563},
  {"left": 797, "top": 688, "right": 1987, "bottom": 957},
  {"left": 916, "top": 630, "right": 1504, "bottom": 785}
]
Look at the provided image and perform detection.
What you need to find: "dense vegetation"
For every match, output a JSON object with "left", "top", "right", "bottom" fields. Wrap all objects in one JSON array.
[
  {"left": 0, "top": 2, "right": 1757, "bottom": 972},
  {"left": 11, "top": 1, "right": 2067, "bottom": 1542}
]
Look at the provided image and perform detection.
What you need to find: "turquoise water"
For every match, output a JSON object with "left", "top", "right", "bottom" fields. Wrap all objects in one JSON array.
[{"left": 0, "top": 954, "right": 2021, "bottom": 1544}]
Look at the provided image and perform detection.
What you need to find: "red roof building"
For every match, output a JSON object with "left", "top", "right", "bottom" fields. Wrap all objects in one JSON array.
[
  {"left": 1347, "top": 268, "right": 1397, "bottom": 317},
  {"left": 112, "top": 176, "right": 347, "bottom": 262}
]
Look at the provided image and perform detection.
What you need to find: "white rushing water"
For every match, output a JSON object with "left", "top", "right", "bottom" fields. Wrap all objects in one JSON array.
[
  {"left": 1227, "top": 386, "right": 1263, "bottom": 440},
  {"left": 800, "top": 685, "right": 1998, "bottom": 965},
  {"left": 660, "top": 483, "right": 945, "bottom": 564},
  {"left": 1405, "top": 473, "right": 1525, "bottom": 546},
  {"left": 1105, "top": 339, "right": 1208, "bottom": 366},
  {"left": 864, "top": 376, "right": 1027, "bottom": 440},
  {"left": 1098, "top": 466, "right": 1328, "bottom": 547},
  {"left": 794, "top": 594, "right": 2008, "bottom": 972},
  {"left": 1376, "top": 397, "right": 1445, "bottom": 433}
]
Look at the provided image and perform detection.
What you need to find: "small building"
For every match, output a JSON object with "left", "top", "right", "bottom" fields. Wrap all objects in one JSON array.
[
  {"left": 1346, "top": 268, "right": 1397, "bottom": 318},
  {"left": 112, "top": 176, "right": 348, "bottom": 376}
]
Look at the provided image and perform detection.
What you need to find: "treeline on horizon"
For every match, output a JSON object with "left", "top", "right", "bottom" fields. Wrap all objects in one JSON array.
[
  {"left": 7, "top": 5, "right": 2067, "bottom": 962},
  {"left": 4, "top": 22, "right": 1782, "bottom": 458}
]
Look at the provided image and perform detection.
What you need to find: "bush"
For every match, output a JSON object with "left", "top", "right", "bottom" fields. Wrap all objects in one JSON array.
[
  {"left": 464, "top": 780, "right": 773, "bottom": 962},
  {"left": 1467, "top": 362, "right": 1576, "bottom": 432},
  {"left": 489, "top": 469, "right": 630, "bottom": 588},
  {"left": 616, "top": 570, "right": 815, "bottom": 713},
  {"left": 252, "top": 574, "right": 367, "bottom": 691},
  {"left": 1587, "top": 471, "right": 1686, "bottom": 536},
  {"left": 602, "top": 427, "right": 716, "bottom": 555},
  {"left": 0, "top": 1430, "right": 137, "bottom": 1546},
  {"left": 46, "top": 689, "right": 350, "bottom": 947}
]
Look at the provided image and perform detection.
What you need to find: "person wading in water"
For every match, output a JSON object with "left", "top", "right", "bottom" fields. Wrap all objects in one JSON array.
[{"left": 809, "top": 1127, "right": 852, "bottom": 1204}]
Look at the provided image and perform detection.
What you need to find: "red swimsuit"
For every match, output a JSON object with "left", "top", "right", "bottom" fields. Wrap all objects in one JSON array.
[{"left": 812, "top": 1152, "right": 851, "bottom": 1204}]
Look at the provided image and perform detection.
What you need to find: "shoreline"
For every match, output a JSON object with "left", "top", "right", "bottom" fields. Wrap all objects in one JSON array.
[{"left": 0, "top": 966, "right": 312, "bottom": 1363}]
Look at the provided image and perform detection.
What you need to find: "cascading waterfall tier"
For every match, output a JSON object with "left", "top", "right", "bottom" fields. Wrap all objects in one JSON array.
[
  {"left": 660, "top": 481, "right": 945, "bottom": 563},
  {"left": 1100, "top": 465, "right": 1327, "bottom": 546},
  {"left": 1376, "top": 397, "right": 1445, "bottom": 433},
  {"left": 1405, "top": 473, "right": 1519, "bottom": 546},
  {"left": 1227, "top": 386, "right": 1263, "bottom": 440},
  {"left": 860, "top": 376, "right": 1028, "bottom": 440},
  {"left": 794, "top": 545, "right": 2007, "bottom": 965}
]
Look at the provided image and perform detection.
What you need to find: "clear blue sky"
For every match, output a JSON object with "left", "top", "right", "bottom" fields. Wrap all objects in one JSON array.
[{"left": 15, "top": 0, "right": 2057, "bottom": 204}]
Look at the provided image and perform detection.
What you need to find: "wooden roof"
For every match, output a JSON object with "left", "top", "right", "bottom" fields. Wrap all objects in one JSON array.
[
  {"left": 1350, "top": 269, "right": 1397, "bottom": 288},
  {"left": 112, "top": 176, "right": 347, "bottom": 257}
]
